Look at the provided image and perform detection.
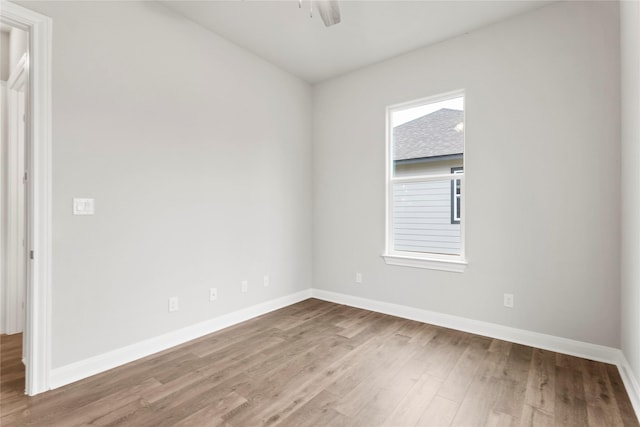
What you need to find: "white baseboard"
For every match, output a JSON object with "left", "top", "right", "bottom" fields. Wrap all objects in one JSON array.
[
  {"left": 49, "top": 289, "right": 312, "bottom": 390},
  {"left": 618, "top": 356, "right": 640, "bottom": 419},
  {"left": 310, "top": 288, "right": 640, "bottom": 420}
]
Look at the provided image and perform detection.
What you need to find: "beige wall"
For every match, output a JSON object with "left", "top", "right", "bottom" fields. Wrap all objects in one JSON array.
[
  {"left": 19, "top": 1, "right": 313, "bottom": 368},
  {"left": 313, "top": 1, "right": 621, "bottom": 347}
]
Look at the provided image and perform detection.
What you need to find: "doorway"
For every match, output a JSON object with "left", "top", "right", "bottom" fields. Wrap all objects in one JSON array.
[
  {"left": 1, "top": 22, "right": 28, "bottom": 393},
  {"left": 0, "top": 2, "right": 52, "bottom": 396}
]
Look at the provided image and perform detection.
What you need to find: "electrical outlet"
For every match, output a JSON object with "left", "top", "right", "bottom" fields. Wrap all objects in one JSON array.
[
  {"left": 263, "top": 275, "right": 270, "bottom": 287},
  {"left": 241, "top": 280, "right": 248, "bottom": 293},
  {"left": 355, "top": 272, "right": 363, "bottom": 284},
  {"left": 168, "top": 297, "right": 179, "bottom": 312},
  {"left": 209, "top": 288, "right": 217, "bottom": 301},
  {"left": 503, "top": 293, "right": 514, "bottom": 308}
]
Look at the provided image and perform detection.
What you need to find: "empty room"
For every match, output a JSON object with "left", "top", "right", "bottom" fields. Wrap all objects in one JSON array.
[{"left": 1, "top": 0, "right": 639, "bottom": 425}]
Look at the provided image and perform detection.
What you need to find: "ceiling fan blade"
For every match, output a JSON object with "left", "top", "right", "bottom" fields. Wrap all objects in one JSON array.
[{"left": 317, "top": 0, "right": 341, "bottom": 27}]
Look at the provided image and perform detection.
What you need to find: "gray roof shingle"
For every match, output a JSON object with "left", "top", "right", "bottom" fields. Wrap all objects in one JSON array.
[{"left": 393, "top": 108, "right": 464, "bottom": 161}]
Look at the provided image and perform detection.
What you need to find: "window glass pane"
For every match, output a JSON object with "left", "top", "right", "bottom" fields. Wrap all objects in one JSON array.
[
  {"left": 391, "top": 96, "right": 464, "bottom": 178},
  {"left": 393, "top": 179, "right": 462, "bottom": 256}
]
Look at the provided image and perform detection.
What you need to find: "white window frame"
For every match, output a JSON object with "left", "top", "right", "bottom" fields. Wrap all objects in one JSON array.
[
  {"left": 451, "top": 167, "right": 463, "bottom": 224},
  {"left": 382, "top": 90, "right": 467, "bottom": 272}
]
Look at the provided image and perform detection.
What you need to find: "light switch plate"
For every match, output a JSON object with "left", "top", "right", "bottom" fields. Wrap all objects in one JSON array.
[
  {"left": 168, "top": 297, "right": 179, "bottom": 312},
  {"left": 73, "top": 198, "right": 95, "bottom": 215}
]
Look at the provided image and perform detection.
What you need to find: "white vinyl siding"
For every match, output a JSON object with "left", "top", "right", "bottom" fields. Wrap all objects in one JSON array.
[{"left": 393, "top": 180, "right": 461, "bottom": 255}]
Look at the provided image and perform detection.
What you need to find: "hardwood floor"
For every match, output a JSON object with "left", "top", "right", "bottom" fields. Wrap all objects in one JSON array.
[{"left": 1, "top": 299, "right": 638, "bottom": 426}]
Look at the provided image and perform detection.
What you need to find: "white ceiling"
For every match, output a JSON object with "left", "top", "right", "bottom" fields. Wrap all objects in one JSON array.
[{"left": 162, "top": 1, "right": 552, "bottom": 83}]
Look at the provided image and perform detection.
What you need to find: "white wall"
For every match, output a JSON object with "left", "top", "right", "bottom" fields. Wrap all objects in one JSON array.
[
  {"left": 621, "top": 0, "right": 640, "bottom": 395},
  {"left": 19, "top": 1, "right": 313, "bottom": 368},
  {"left": 313, "top": 1, "right": 621, "bottom": 347}
]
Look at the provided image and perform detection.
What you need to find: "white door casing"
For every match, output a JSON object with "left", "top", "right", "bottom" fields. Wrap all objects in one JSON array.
[
  {"left": 6, "top": 53, "right": 27, "bottom": 336},
  {"left": 0, "top": 1, "right": 52, "bottom": 396}
]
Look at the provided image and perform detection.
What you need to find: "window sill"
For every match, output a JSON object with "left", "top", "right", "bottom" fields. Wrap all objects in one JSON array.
[{"left": 382, "top": 253, "right": 467, "bottom": 273}]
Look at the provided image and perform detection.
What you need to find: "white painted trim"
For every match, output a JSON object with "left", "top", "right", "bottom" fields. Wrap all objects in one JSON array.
[
  {"left": 0, "top": 1, "right": 52, "bottom": 396},
  {"left": 382, "top": 253, "right": 467, "bottom": 272},
  {"left": 311, "top": 288, "right": 621, "bottom": 365},
  {"left": 619, "top": 355, "right": 640, "bottom": 420},
  {"left": 49, "top": 289, "right": 312, "bottom": 390}
]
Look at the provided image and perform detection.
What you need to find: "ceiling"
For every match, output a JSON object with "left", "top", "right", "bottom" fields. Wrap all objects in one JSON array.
[{"left": 162, "top": 1, "right": 552, "bottom": 84}]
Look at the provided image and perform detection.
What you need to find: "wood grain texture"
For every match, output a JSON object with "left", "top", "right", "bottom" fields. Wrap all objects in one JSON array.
[{"left": 1, "top": 299, "right": 638, "bottom": 426}]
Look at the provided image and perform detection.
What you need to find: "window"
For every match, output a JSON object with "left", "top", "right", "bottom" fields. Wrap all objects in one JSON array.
[
  {"left": 383, "top": 91, "right": 466, "bottom": 272},
  {"left": 451, "top": 167, "right": 463, "bottom": 224}
]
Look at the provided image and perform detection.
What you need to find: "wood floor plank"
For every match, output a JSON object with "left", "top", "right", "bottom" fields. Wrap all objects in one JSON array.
[
  {"left": 606, "top": 364, "right": 640, "bottom": 426},
  {"left": 438, "top": 335, "right": 492, "bottom": 402},
  {"left": 488, "top": 338, "right": 512, "bottom": 355},
  {"left": 486, "top": 410, "right": 514, "bottom": 427},
  {"left": 523, "top": 348, "right": 555, "bottom": 416},
  {"left": 492, "top": 343, "right": 533, "bottom": 420},
  {"left": 423, "top": 329, "right": 473, "bottom": 380},
  {"left": 46, "top": 377, "right": 163, "bottom": 427},
  {"left": 382, "top": 373, "right": 443, "bottom": 427},
  {"left": 346, "top": 342, "right": 427, "bottom": 426},
  {"left": 581, "top": 359, "right": 625, "bottom": 426},
  {"left": 223, "top": 335, "right": 353, "bottom": 426},
  {"left": 451, "top": 375, "right": 502, "bottom": 426},
  {"left": 449, "top": 345, "right": 513, "bottom": 426},
  {"left": 327, "top": 334, "right": 410, "bottom": 401},
  {"left": 171, "top": 391, "right": 247, "bottom": 427},
  {"left": 416, "top": 395, "right": 459, "bottom": 427},
  {"left": 555, "top": 365, "right": 589, "bottom": 426},
  {"left": 274, "top": 390, "right": 349, "bottom": 427},
  {"left": 1, "top": 300, "right": 638, "bottom": 427},
  {"left": 519, "top": 404, "right": 554, "bottom": 427}
]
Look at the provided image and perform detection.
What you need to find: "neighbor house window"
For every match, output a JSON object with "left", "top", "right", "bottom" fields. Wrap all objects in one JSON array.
[
  {"left": 383, "top": 91, "right": 467, "bottom": 272},
  {"left": 451, "top": 167, "right": 463, "bottom": 224}
]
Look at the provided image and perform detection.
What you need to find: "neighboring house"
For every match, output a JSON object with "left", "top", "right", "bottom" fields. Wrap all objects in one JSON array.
[{"left": 392, "top": 108, "right": 464, "bottom": 255}]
